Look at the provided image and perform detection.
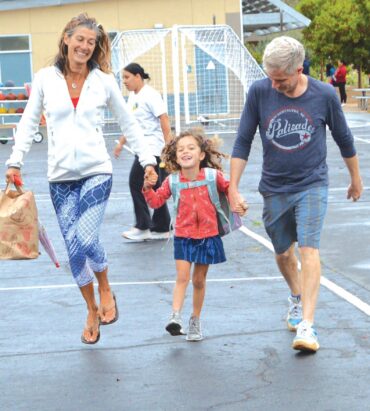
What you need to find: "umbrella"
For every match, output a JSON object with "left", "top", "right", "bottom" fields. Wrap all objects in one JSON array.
[{"left": 38, "top": 220, "right": 60, "bottom": 268}]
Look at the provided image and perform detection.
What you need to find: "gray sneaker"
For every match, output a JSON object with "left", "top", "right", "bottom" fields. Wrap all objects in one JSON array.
[
  {"left": 186, "top": 315, "right": 203, "bottom": 341},
  {"left": 165, "top": 312, "right": 185, "bottom": 336}
]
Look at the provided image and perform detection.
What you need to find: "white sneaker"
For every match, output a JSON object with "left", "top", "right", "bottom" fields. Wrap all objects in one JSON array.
[
  {"left": 150, "top": 231, "right": 170, "bottom": 240},
  {"left": 121, "top": 227, "right": 151, "bottom": 241},
  {"left": 292, "top": 320, "right": 319, "bottom": 352}
]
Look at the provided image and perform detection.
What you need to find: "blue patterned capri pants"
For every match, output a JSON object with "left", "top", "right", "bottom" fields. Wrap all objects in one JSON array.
[{"left": 49, "top": 174, "right": 112, "bottom": 287}]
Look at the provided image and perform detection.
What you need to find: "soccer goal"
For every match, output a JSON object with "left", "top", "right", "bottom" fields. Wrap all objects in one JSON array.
[{"left": 110, "top": 25, "right": 265, "bottom": 135}]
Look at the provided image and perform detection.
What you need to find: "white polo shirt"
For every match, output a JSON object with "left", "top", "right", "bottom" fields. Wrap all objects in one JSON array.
[{"left": 127, "top": 84, "right": 167, "bottom": 156}]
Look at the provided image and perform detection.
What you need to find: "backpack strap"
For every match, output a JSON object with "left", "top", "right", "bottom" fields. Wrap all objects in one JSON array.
[
  {"left": 204, "top": 167, "right": 230, "bottom": 225},
  {"left": 169, "top": 173, "right": 180, "bottom": 214},
  {"left": 204, "top": 168, "right": 219, "bottom": 207}
]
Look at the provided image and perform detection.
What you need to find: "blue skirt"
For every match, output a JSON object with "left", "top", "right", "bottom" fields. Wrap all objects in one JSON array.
[{"left": 174, "top": 235, "right": 226, "bottom": 264}]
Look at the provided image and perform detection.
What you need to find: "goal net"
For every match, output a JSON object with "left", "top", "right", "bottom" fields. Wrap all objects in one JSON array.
[{"left": 109, "top": 25, "right": 265, "bottom": 137}]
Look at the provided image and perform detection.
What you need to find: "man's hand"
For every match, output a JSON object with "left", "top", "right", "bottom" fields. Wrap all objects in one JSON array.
[
  {"left": 143, "top": 165, "right": 158, "bottom": 190},
  {"left": 343, "top": 155, "right": 362, "bottom": 202},
  {"left": 5, "top": 167, "right": 22, "bottom": 185},
  {"left": 347, "top": 177, "right": 363, "bottom": 202},
  {"left": 229, "top": 187, "right": 248, "bottom": 216}
]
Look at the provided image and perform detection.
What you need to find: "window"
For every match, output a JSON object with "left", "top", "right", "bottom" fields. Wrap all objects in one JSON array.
[
  {"left": 0, "top": 35, "right": 30, "bottom": 52},
  {"left": 0, "top": 35, "right": 32, "bottom": 85}
]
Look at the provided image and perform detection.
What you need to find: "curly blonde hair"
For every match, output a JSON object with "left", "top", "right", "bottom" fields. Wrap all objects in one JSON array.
[
  {"left": 54, "top": 13, "right": 111, "bottom": 74},
  {"left": 161, "top": 128, "right": 227, "bottom": 173}
]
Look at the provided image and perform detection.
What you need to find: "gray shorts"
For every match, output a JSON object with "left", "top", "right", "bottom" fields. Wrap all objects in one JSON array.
[{"left": 262, "top": 186, "right": 328, "bottom": 254}]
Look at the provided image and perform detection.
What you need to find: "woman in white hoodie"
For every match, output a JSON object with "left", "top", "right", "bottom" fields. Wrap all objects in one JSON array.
[{"left": 5, "top": 13, "right": 157, "bottom": 345}]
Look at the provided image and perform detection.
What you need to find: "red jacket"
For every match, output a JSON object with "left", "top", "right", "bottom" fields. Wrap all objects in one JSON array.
[
  {"left": 143, "top": 168, "right": 229, "bottom": 239},
  {"left": 335, "top": 65, "right": 347, "bottom": 83}
]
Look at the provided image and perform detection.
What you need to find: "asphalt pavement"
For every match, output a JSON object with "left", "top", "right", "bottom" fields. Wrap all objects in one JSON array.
[{"left": 1, "top": 111, "right": 370, "bottom": 411}]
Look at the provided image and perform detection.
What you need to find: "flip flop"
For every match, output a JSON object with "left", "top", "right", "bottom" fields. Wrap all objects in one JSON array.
[
  {"left": 99, "top": 293, "right": 119, "bottom": 326},
  {"left": 81, "top": 320, "right": 100, "bottom": 345}
]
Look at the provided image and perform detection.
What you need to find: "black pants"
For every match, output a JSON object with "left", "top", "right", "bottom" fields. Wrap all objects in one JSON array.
[
  {"left": 129, "top": 155, "right": 171, "bottom": 232},
  {"left": 338, "top": 82, "right": 347, "bottom": 103}
]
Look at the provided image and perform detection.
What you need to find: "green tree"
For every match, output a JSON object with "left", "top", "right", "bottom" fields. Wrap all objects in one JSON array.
[{"left": 297, "top": 0, "right": 370, "bottom": 86}]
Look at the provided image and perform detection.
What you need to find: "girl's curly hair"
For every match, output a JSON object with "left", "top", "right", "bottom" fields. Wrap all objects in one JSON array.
[{"left": 161, "top": 128, "right": 228, "bottom": 173}]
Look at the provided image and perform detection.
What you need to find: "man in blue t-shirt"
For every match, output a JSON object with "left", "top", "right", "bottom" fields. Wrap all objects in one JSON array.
[{"left": 229, "top": 36, "right": 362, "bottom": 352}]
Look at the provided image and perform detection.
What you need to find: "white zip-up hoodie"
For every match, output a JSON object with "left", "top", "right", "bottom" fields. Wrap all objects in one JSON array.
[{"left": 6, "top": 66, "right": 156, "bottom": 181}]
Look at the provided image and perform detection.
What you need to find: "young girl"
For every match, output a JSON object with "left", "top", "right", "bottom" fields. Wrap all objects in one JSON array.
[{"left": 143, "top": 128, "right": 238, "bottom": 341}]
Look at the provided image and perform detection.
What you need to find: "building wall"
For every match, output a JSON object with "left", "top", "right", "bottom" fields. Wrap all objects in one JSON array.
[{"left": 0, "top": 0, "right": 241, "bottom": 73}]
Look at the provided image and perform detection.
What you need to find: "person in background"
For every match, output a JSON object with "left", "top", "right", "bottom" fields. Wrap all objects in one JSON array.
[
  {"left": 229, "top": 36, "right": 362, "bottom": 352},
  {"left": 325, "top": 61, "right": 335, "bottom": 83},
  {"left": 302, "top": 56, "right": 310, "bottom": 75},
  {"left": 114, "top": 63, "right": 172, "bottom": 241},
  {"left": 334, "top": 59, "right": 347, "bottom": 106},
  {"left": 5, "top": 13, "right": 157, "bottom": 345}
]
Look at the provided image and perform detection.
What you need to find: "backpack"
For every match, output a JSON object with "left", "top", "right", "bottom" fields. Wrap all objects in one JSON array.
[{"left": 169, "top": 168, "right": 242, "bottom": 237}]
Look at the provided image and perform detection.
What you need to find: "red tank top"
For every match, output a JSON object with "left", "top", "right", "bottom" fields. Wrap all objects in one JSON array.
[{"left": 71, "top": 97, "right": 79, "bottom": 108}]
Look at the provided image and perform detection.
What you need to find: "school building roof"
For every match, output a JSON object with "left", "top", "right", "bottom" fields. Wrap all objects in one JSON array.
[
  {"left": 242, "top": 0, "right": 311, "bottom": 41},
  {"left": 0, "top": 0, "right": 95, "bottom": 11}
]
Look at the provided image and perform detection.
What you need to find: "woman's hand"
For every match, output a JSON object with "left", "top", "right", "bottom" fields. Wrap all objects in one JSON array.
[
  {"left": 143, "top": 165, "right": 158, "bottom": 190},
  {"left": 5, "top": 167, "right": 22, "bottom": 185},
  {"left": 113, "top": 137, "right": 127, "bottom": 159},
  {"left": 113, "top": 143, "right": 123, "bottom": 159}
]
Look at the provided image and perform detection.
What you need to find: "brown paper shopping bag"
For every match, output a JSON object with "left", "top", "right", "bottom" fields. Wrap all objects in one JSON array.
[{"left": 0, "top": 183, "right": 39, "bottom": 260}]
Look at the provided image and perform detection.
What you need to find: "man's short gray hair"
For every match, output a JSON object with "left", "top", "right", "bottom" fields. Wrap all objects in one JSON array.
[{"left": 263, "top": 36, "right": 305, "bottom": 75}]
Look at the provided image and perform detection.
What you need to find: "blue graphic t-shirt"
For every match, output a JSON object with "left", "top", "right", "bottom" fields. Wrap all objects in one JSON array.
[{"left": 232, "top": 77, "right": 356, "bottom": 193}]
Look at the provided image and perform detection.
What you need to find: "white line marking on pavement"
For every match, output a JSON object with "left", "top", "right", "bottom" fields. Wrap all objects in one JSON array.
[
  {"left": 347, "top": 121, "right": 370, "bottom": 128},
  {"left": 0, "top": 276, "right": 282, "bottom": 292},
  {"left": 239, "top": 226, "right": 370, "bottom": 316},
  {"left": 329, "top": 186, "right": 370, "bottom": 191},
  {"left": 35, "top": 192, "right": 132, "bottom": 202},
  {"left": 354, "top": 136, "right": 370, "bottom": 144},
  {"left": 34, "top": 192, "right": 132, "bottom": 197},
  {"left": 2, "top": 230, "right": 370, "bottom": 317}
]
